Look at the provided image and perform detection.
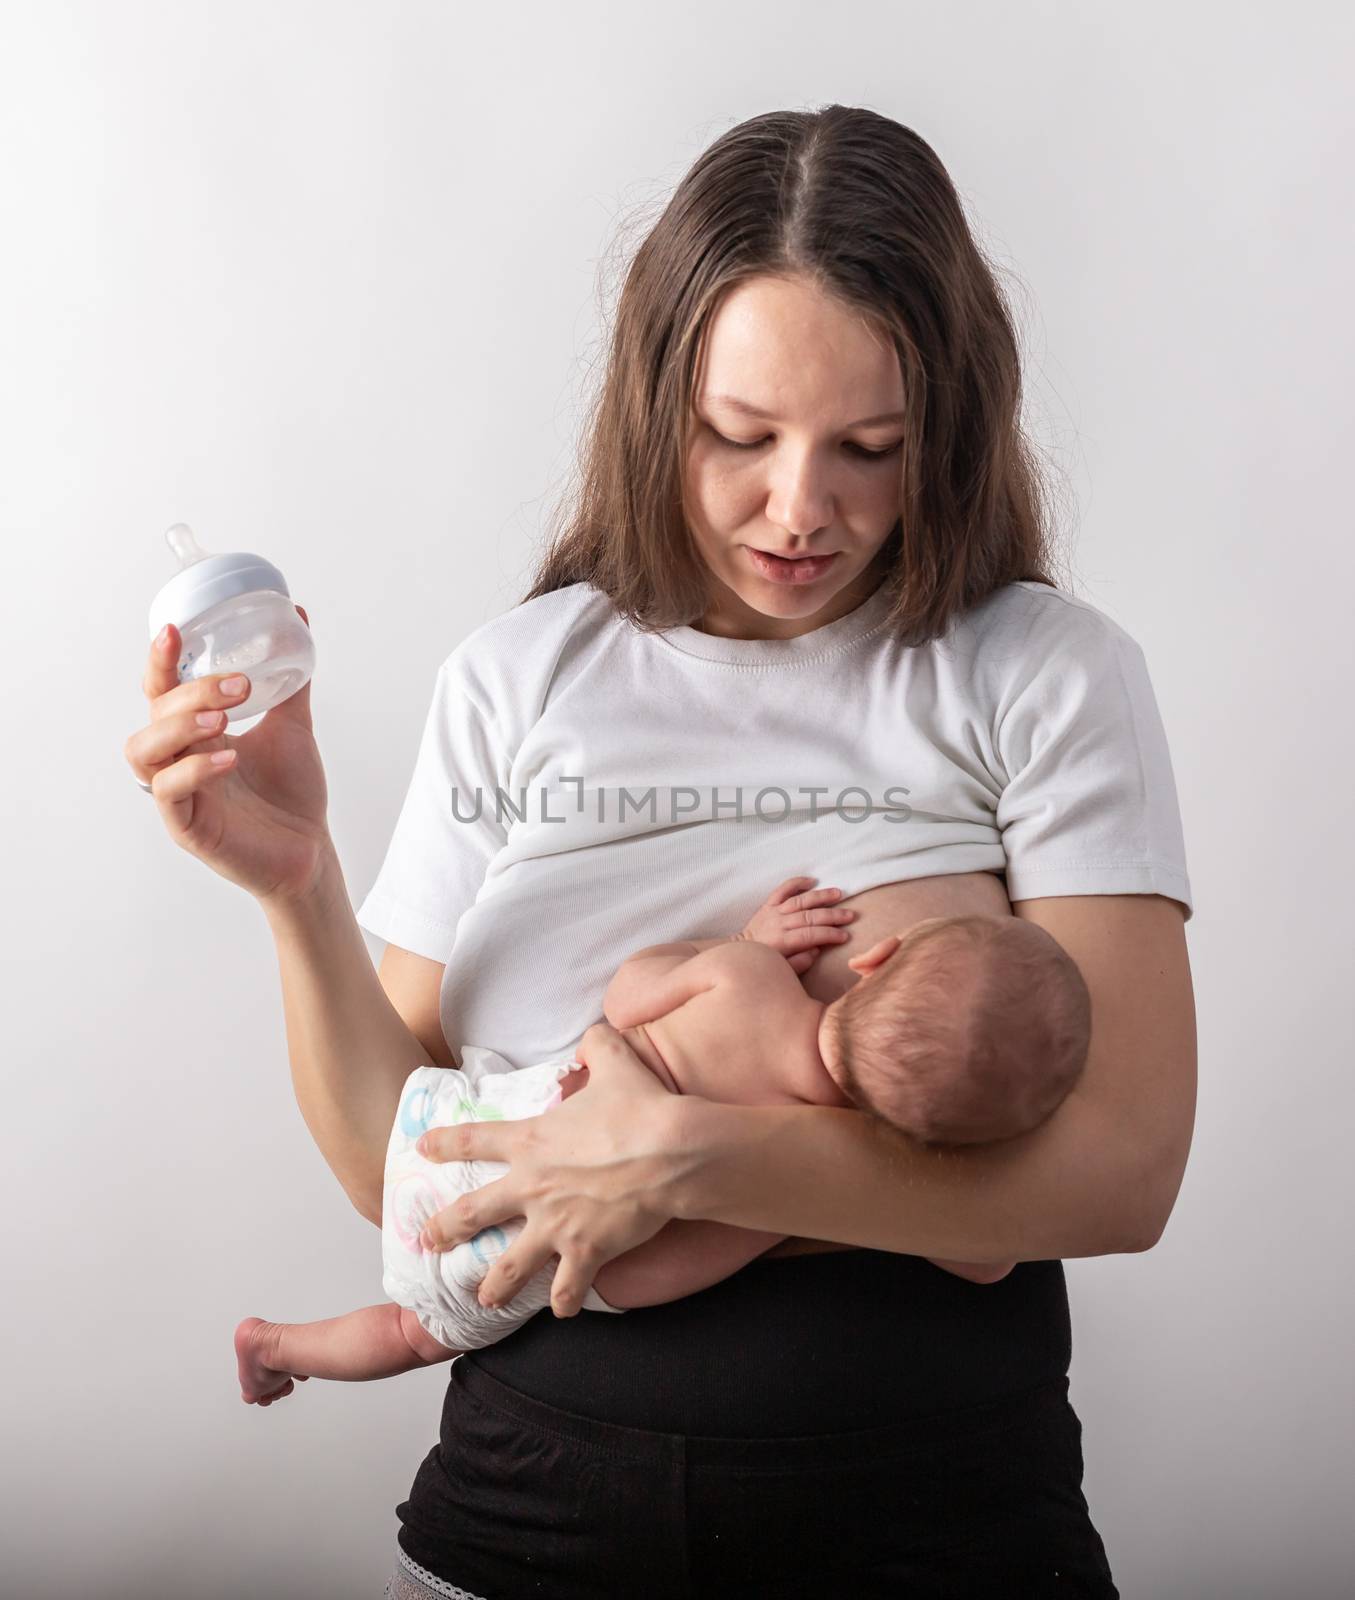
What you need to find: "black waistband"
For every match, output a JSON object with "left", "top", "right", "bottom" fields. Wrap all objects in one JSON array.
[
  {"left": 466, "top": 1247, "right": 1072, "bottom": 1437},
  {"left": 456, "top": 1354, "right": 1074, "bottom": 1471}
]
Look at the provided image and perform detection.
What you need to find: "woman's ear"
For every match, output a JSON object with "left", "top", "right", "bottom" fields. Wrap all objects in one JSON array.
[{"left": 846, "top": 933, "right": 903, "bottom": 976}]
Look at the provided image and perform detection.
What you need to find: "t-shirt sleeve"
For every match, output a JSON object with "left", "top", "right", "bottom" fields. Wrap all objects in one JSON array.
[
  {"left": 993, "top": 613, "right": 1194, "bottom": 921},
  {"left": 354, "top": 652, "right": 513, "bottom": 962}
]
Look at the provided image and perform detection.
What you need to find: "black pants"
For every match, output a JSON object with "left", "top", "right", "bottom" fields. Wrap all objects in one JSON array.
[
  {"left": 400, "top": 1356, "right": 1118, "bottom": 1598},
  {"left": 397, "top": 1250, "right": 1119, "bottom": 1598}
]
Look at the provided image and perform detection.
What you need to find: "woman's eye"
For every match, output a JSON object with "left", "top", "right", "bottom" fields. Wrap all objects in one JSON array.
[{"left": 715, "top": 431, "right": 901, "bottom": 461}]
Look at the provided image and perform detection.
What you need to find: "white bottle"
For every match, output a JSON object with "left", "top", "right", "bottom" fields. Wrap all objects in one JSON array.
[{"left": 147, "top": 523, "right": 315, "bottom": 723}]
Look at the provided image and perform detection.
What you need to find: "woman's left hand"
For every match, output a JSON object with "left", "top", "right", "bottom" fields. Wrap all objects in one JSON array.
[{"left": 415, "top": 1022, "right": 685, "bottom": 1316}]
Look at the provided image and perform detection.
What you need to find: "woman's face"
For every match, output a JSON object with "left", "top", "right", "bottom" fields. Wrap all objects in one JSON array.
[{"left": 684, "top": 273, "right": 906, "bottom": 640}]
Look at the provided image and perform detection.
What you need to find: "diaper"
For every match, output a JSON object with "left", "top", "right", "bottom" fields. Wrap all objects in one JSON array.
[{"left": 381, "top": 1049, "right": 623, "bottom": 1352}]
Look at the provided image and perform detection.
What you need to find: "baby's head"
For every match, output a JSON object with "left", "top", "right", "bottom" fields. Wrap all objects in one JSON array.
[{"left": 818, "top": 914, "right": 1091, "bottom": 1146}]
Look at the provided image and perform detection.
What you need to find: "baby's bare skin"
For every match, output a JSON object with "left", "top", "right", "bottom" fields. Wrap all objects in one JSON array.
[
  {"left": 801, "top": 870, "right": 1012, "bottom": 1006},
  {"left": 771, "top": 870, "right": 1014, "bottom": 1259},
  {"left": 234, "top": 871, "right": 1019, "bottom": 1405},
  {"left": 604, "top": 870, "right": 1014, "bottom": 1263},
  {"left": 619, "top": 870, "right": 1012, "bottom": 1105}
]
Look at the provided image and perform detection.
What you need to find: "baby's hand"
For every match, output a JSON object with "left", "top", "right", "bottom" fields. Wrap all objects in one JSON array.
[{"left": 738, "top": 876, "right": 856, "bottom": 973}]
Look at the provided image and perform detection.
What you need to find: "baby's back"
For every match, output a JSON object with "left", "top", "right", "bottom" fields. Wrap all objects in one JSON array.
[
  {"left": 633, "top": 941, "right": 813, "bottom": 1104},
  {"left": 632, "top": 868, "right": 1013, "bottom": 1104}
]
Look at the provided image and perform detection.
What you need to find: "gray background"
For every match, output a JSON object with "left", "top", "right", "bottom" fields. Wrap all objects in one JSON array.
[{"left": 2, "top": 2, "right": 1352, "bottom": 1595}]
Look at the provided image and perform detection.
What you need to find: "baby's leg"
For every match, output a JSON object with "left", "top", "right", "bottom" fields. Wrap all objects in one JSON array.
[
  {"left": 234, "top": 1305, "right": 457, "bottom": 1405},
  {"left": 594, "top": 1218, "right": 788, "bottom": 1309}
]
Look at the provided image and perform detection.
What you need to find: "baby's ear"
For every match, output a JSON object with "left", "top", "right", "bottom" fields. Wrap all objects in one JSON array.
[{"left": 847, "top": 934, "right": 903, "bottom": 974}]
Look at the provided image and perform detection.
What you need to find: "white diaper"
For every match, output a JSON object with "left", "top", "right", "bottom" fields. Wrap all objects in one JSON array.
[{"left": 381, "top": 1050, "right": 624, "bottom": 1352}]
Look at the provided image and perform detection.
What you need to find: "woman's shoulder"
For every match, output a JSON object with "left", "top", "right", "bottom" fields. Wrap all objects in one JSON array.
[
  {"left": 440, "top": 581, "right": 616, "bottom": 675},
  {"left": 950, "top": 579, "right": 1147, "bottom": 673},
  {"left": 448, "top": 580, "right": 610, "bottom": 653},
  {"left": 434, "top": 581, "right": 623, "bottom": 726}
]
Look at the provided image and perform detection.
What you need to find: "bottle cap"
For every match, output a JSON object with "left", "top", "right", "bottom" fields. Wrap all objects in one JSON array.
[{"left": 148, "top": 523, "right": 291, "bottom": 637}]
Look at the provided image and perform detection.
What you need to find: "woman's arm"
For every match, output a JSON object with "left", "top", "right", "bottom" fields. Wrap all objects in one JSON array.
[
  {"left": 263, "top": 849, "right": 436, "bottom": 1225},
  {"left": 418, "top": 893, "right": 1194, "bottom": 1311}
]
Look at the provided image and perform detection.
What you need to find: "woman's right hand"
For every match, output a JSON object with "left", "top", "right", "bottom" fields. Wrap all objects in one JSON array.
[{"left": 123, "top": 607, "right": 334, "bottom": 905}]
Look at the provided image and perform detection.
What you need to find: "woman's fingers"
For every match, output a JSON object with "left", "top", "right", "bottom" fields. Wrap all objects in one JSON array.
[
  {"left": 139, "top": 617, "right": 252, "bottom": 722},
  {"left": 416, "top": 1118, "right": 515, "bottom": 1167},
  {"left": 547, "top": 1253, "right": 599, "bottom": 1319},
  {"left": 144, "top": 747, "right": 239, "bottom": 806},
  {"left": 141, "top": 621, "right": 182, "bottom": 702},
  {"left": 418, "top": 1170, "right": 519, "bottom": 1252},
  {"left": 124, "top": 704, "right": 238, "bottom": 783},
  {"left": 126, "top": 652, "right": 253, "bottom": 786},
  {"left": 475, "top": 1226, "right": 559, "bottom": 1310}
]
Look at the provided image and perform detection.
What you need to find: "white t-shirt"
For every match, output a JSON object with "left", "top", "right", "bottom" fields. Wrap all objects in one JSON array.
[{"left": 355, "top": 579, "right": 1194, "bottom": 1069}]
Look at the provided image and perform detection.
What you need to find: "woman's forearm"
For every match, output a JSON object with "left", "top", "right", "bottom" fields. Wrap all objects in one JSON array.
[
  {"left": 262, "top": 847, "right": 430, "bottom": 1225},
  {"left": 663, "top": 1088, "right": 1151, "bottom": 1263}
]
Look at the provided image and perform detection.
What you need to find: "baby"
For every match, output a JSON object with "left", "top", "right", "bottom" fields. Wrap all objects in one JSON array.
[{"left": 235, "top": 872, "right": 1091, "bottom": 1405}]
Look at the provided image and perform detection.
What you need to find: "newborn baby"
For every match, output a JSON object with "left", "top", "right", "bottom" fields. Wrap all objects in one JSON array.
[{"left": 236, "top": 873, "right": 1090, "bottom": 1405}]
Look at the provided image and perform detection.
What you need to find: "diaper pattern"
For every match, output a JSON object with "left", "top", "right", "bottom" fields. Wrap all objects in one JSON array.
[{"left": 380, "top": 1048, "right": 621, "bottom": 1351}]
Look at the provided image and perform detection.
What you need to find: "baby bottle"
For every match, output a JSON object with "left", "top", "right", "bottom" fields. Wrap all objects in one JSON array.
[{"left": 147, "top": 523, "right": 315, "bottom": 723}]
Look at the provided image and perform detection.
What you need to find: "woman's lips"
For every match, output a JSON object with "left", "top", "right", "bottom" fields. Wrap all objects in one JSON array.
[{"left": 745, "top": 547, "right": 840, "bottom": 585}]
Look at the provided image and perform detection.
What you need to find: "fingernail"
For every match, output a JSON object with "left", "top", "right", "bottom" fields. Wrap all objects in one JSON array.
[
  {"left": 155, "top": 624, "right": 171, "bottom": 649},
  {"left": 220, "top": 676, "right": 246, "bottom": 696},
  {"left": 415, "top": 1136, "right": 428, "bottom": 1155}
]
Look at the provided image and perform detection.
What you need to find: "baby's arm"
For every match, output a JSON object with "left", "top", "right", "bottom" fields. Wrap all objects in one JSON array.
[
  {"left": 603, "top": 877, "right": 855, "bottom": 1028},
  {"left": 590, "top": 880, "right": 864, "bottom": 1305},
  {"left": 595, "top": 953, "right": 795, "bottom": 1301},
  {"left": 602, "top": 942, "right": 728, "bottom": 1029}
]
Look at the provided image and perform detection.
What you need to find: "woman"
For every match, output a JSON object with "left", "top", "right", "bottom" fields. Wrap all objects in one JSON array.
[{"left": 125, "top": 106, "right": 1196, "bottom": 1597}]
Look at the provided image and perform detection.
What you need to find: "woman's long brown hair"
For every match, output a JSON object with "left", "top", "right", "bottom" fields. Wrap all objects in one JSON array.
[{"left": 522, "top": 105, "right": 1065, "bottom": 645}]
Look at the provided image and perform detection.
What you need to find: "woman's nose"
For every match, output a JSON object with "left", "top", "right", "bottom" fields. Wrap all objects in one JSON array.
[{"left": 762, "top": 453, "right": 835, "bottom": 539}]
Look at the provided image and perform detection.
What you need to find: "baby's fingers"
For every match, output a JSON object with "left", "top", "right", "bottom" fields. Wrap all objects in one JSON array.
[
  {"left": 801, "top": 902, "right": 855, "bottom": 924},
  {"left": 794, "top": 886, "right": 849, "bottom": 911},
  {"left": 764, "top": 875, "right": 818, "bottom": 906},
  {"left": 780, "top": 924, "right": 853, "bottom": 950},
  {"left": 781, "top": 902, "right": 855, "bottom": 931}
]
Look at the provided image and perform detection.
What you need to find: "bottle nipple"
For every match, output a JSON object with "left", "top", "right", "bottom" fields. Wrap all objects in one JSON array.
[{"left": 165, "top": 522, "right": 211, "bottom": 570}]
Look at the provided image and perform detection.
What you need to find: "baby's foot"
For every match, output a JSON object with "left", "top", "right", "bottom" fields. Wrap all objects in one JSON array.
[{"left": 234, "top": 1316, "right": 310, "bottom": 1406}]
